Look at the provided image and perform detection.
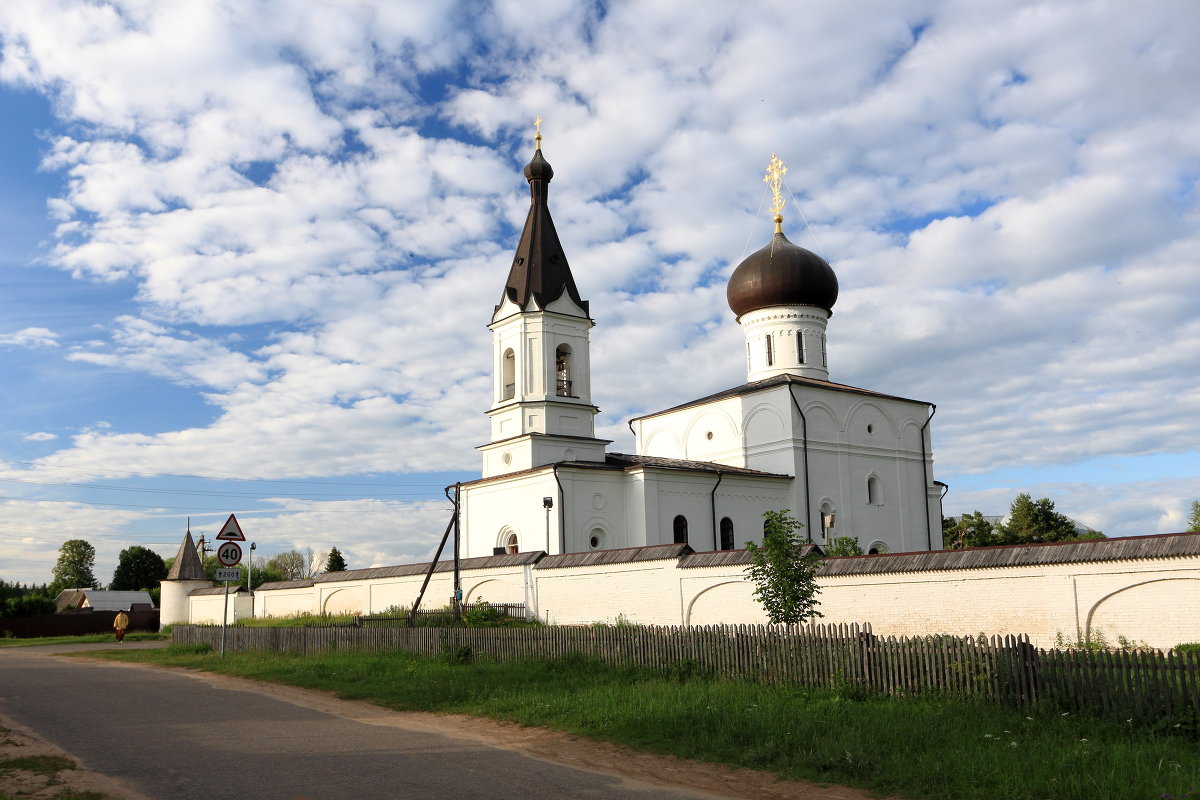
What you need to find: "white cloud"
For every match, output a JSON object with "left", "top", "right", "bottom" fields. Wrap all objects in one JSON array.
[
  {"left": 0, "top": 327, "right": 59, "bottom": 347},
  {"left": 22, "top": 432, "right": 57, "bottom": 441},
  {"left": 0, "top": 0, "right": 1198, "bottom": 587}
]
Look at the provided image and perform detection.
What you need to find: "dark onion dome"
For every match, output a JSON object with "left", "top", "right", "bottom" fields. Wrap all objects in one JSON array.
[{"left": 727, "top": 230, "right": 838, "bottom": 318}]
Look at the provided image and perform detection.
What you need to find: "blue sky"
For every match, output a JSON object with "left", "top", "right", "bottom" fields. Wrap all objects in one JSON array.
[{"left": 1, "top": 0, "right": 1198, "bottom": 585}]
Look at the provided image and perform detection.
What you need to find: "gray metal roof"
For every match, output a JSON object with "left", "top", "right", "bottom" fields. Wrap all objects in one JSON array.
[
  {"left": 680, "top": 544, "right": 823, "bottom": 569},
  {"left": 536, "top": 543, "right": 694, "bottom": 570},
  {"left": 818, "top": 533, "right": 1200, "bottom": 577},
  {"left": 188, "top": 586, "right": 247, "bottom": 596},
  {"left": 603, "top": 453, "right": 790, "bottom": 478},
  {"left": 255, "top": 579, "right": 315, "bottom": 591},
  {"left": 308, "top": 551, "right": 545, "bottom": 586},
  {"left": 631, "top": 373, "right": 928, "bottom": 423}
]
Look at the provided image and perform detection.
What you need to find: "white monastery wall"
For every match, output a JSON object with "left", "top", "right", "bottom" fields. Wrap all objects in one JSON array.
[
  {"left": 188, "top": 592, "right": 252, "bottom": 625},
  {"left": 198, "top": 542, "right": 1200, "bottom": 650}
]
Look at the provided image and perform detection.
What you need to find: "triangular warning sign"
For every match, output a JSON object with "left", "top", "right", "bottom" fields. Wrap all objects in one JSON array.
[{"left": 214, "top": 513, "right": 246, "bottom": 541}]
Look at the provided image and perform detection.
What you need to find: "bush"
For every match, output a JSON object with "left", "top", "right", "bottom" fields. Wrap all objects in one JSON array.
[
  {"left": 463, "top": 599, "right": 506, "bottom": 627},
  {"left": 1174, "top": 642, "right": 1200, "bottom": 655},
  {"left": 3, "top": 594, "right": 55, "bottom": 617}
]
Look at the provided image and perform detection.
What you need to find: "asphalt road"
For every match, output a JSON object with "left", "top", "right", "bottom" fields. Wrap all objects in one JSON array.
[{"left": 0, "top": 643, "right": 721, "bottom": 800}]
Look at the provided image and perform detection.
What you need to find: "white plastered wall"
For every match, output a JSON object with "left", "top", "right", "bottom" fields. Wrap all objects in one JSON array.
[{"left": 212, "top": 553, "right": 1200, "bottom": 649}]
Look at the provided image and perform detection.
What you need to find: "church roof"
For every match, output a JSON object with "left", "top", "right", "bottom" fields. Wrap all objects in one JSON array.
[
  {"left": 601, "top": 453, "right": 790, "bottom": 478},
  {"left": 630, "top": 373, "right": 930, "bottom": 424},
  {"left": 496, "top": 145, "right": 588, "bottom": 317},
  {"left": 727, "top": 230, "right": 839, "bottom": 317},
  {"left": 457, "top": 452, "right": 790, "bottom": 489},
  {"left": 165, "top": 530, "right": 207, "bottom": 581}
]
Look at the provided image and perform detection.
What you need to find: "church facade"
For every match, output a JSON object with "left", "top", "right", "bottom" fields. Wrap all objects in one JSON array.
[{"left": 460, "top": 140, "right": 943, "bottom": 559}]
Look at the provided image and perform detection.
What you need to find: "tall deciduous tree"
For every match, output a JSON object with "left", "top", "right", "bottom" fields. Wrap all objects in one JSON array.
[
  {"left": 110, "top": 546, "right": 167, "bottom": 591},
  {"left": 265, "top": 549, "right": 321, "bottom": 580},
  {"left": 996, "top": 494, "right": 1082, "bottom": 544},
  {"left": 325, "top": 547, "right": 347, "bottom": 572},
  {"left": 50, "top": 539, "right": 99, "bottom": 595},
  {"left": 825, "top": 536, "right": 863, "bottom": 557},
  {"left": 1187, "top": 500, "right": 1200, "bottom": 533},
  {"left": 744, "top": 510, "right": 823, "bottom": 624},
  {"left": 945, "top": 511, "right": 998, "bottom": 549}
]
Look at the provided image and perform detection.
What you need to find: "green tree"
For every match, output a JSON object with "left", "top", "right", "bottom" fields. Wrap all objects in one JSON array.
[
  {"left": 325, "top": 547, "right": 347, "bottom": 572},
  {"left": 50, "top": 539, "right": 99, "bottom": 595},
  {"left": 109, "top": 545, "right": 167, "bottom": 591},
  {"left": 826, "top": 536, "right": 863, "bottom": 557},
  {"left": 944, "top": 511, "right": 998, "bottom": 549},
  {"left": 996, "top": 494, "right": 1084, "bottom": 544},
  {"left": 4, "top": 593, "right": 55, "bottom": 617},
  {"left": 744, "top": 510, "right": 823, "bottom": 624},
  {"left": 266, "top": 549, "right": 319, "bottom": 580},
  {"left": 1187, "top": 500, "right": 1200, "bottom": 533}
]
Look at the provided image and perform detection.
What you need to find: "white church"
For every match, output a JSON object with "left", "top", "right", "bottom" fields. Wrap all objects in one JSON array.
[
  {"left": 161, "top": 133, "right": 1200, "bottom": 650},
  {"left": 460, "top": 139, "right": 943, "bottom": 559}
]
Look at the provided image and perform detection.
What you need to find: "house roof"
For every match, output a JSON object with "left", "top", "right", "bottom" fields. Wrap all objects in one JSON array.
[
  {"left": 54, "top": 589, "right": 155, "bottom": 611},
  {"left": 631, "top": 373, "right": 929, "bottom": 424}
]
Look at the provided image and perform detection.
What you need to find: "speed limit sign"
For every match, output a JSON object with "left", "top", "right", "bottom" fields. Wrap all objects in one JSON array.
[{"left": 216, "top": 541, "right": 243, "bottom": 566}]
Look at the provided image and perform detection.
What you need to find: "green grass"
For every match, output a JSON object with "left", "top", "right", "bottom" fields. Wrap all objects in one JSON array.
[
  {"left": 98, "top": 646, "right": 1200, "bottom": 800},
  {"left": 0, "top": 756, "right": 74, "bottom": 776},
  {"left": 0, "top": 632, "right": 167, "bottom": 648}
]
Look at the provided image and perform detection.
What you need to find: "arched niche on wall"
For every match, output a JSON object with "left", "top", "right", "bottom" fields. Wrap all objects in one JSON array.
[{"left": 743, "top": 405, "right": 785, "bottom": 446}]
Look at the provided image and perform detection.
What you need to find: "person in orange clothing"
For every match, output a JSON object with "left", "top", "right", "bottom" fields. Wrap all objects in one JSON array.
[{"left": 113, "top": 611, "right": 129, "bottom": 643}]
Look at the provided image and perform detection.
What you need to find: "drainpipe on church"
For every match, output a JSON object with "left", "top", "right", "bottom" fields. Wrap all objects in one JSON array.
[
  {"left": 710, "top": 470, "right": 724, "bottom": 550},
  {"left": 920, "top": 405, "right": 937, "bottom": 551},
  {"left": 787, "top": 383, "right": 814, "bottom": 538},
  {"left": 552, "top": 464, "right": 565, "bottom": 553}
]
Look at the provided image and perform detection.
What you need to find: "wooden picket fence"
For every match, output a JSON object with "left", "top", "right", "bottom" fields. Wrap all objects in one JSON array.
[{"left": 172, "top": 622, "right": 1200, "bottom": 726}]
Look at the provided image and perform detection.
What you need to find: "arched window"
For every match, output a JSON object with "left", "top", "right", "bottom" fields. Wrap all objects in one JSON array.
[
  {"left": 719, "top": 517, "right": 735, "bottom": 550},
  {"left": 555, "top": 344, "right": 573, "bottom": 396},
  {"left": 867, "top": 475, "right": 882, "bottom": 505},
  {"left": 765, "top": 334, "right": 774, "bottom": 367},
  {"left": 867, "top": 541, "right": 888, "bottom": 555},
  {"left": 505, "top": 532, "right": 519, "bottom": 554},
  {"left": 673, "top": 515, "right": 688, "bottom": 545},
  {"left": 502, "top": 349, "right": 516, "bottom": 400},
  {"left": 796, "top": 332, "right": 805, "bottom": 364},
  {"left": 589, "top": 528, "right": 604, "bottom": 550}
]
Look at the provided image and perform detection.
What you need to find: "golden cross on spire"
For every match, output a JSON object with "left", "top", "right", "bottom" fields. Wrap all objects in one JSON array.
[
  {"left": 534, "top": 115, "right": 543, "bottom": 150},
  {"left": 763, "top": 153, "right": 788, "bottom": 232}
]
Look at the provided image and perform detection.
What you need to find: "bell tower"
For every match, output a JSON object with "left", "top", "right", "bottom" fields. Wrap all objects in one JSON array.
[{"left": 479, "top": 121, "right": 609, "bottom": 478}]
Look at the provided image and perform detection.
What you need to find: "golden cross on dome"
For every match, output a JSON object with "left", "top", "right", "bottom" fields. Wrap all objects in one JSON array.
[
  {"left": 534, "top": 115, "right": 543, "bottom": 150},
  {"left": 763, "top": 153, "right": 788, "bottom": 232}
]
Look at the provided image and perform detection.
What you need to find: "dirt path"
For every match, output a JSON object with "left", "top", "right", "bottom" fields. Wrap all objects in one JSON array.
[
  {"left": 0, "top": 715, "right": 152, "bottom": 800},
  {"left": 84, "top": 656, "right": 894, "bottom": 800}
]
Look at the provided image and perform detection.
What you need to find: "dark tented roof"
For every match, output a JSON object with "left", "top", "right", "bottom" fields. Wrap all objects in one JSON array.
[
  {"left": 165, "top": 530, "right": 207, "bottom": 581},
  {"left": 536, "top": 543, "right": 694, "bottom": 570},
  {"left": 497, "top": 146, "right": 588, "bottom": 317},
  {"left": 630, "top": 373, "right": 928, "bottom": 424}
]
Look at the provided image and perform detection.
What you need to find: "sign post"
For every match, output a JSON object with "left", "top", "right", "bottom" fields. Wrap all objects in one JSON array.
[{"left": 214, "top": 516, "right": 245, "bottom": 658}]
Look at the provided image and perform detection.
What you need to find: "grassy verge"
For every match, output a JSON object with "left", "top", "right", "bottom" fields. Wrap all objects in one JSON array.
[
  {"left": 0, "top": 633, "right": 167, "bottom": 648},
  {"left": 97, "top": 645, "right": 1199, "bottom": 800}
]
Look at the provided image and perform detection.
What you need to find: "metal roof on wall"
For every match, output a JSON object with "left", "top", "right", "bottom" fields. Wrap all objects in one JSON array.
[{"left": 536, "top": 543, "right": 694, "bottom": 570}]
